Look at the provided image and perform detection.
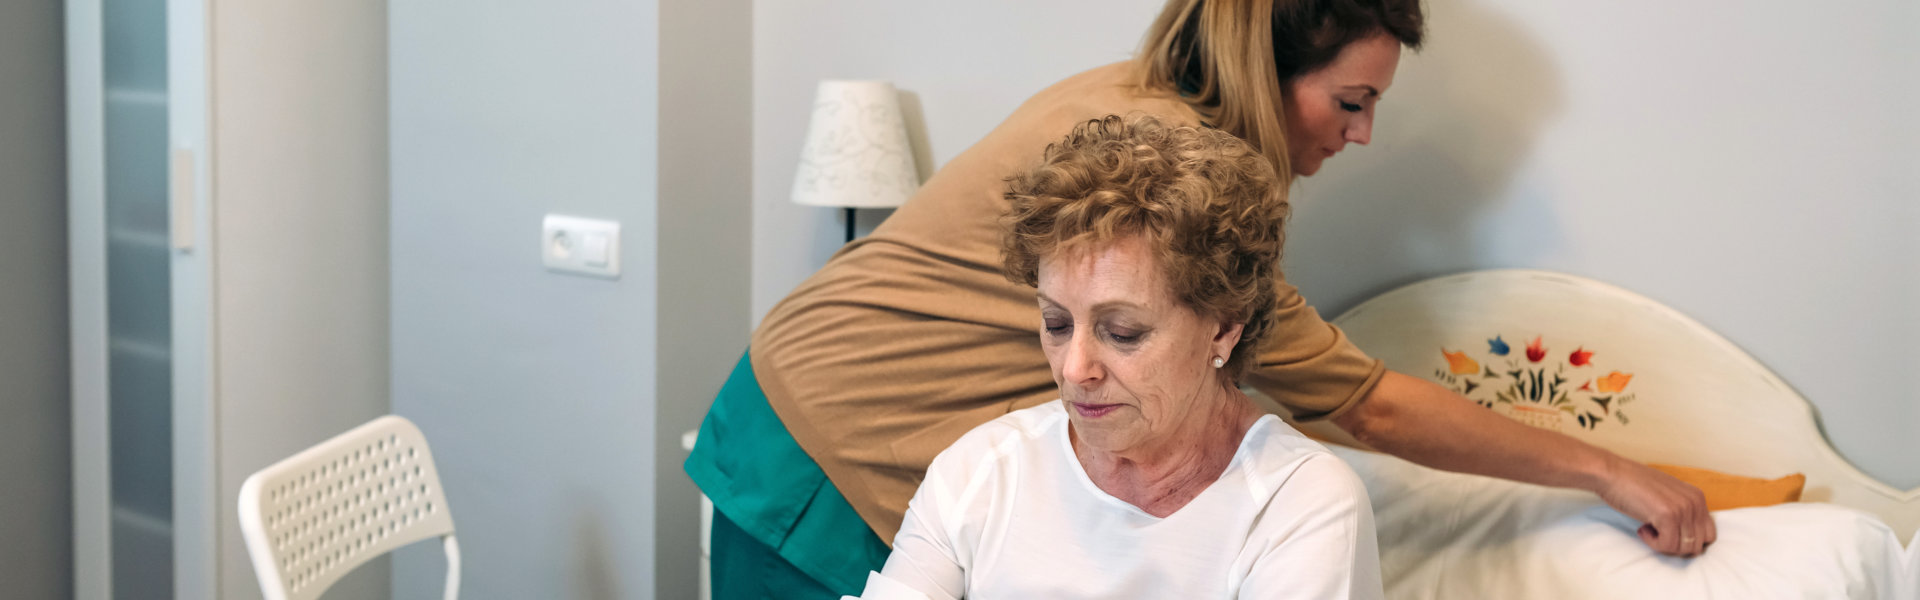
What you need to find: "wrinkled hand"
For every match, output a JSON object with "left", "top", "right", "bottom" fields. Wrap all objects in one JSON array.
[{"left": 1596, "top": 458, "right": 1715, "bottom": 557}]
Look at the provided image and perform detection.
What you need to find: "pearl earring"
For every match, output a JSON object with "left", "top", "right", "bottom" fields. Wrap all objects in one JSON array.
[{"left": 1211, "top": 356, "right": 1225, "bottom": 368}]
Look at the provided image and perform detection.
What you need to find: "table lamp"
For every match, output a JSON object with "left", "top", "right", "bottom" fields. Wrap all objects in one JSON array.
[{"left": 790, "top": 80, "right": 920, "bottom": 242}]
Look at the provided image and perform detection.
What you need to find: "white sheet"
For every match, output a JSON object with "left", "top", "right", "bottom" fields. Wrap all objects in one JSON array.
[{"left": 1329, "top": 445, "right": 1911, "bottom": 600}]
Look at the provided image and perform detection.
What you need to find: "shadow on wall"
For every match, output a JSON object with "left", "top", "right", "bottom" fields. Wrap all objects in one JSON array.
[
  {"left": 572, "top": 507, "right": 618, "bottom": 600},
  {"left": 1285, "top": 0, "right": 1565, "bottom": 315},
  {"left": 897, "top": 89, "right": 936, "bottom": 184}
]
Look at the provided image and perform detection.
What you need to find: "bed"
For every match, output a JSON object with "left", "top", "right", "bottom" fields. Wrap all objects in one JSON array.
[{"left": 1303, "top": 269, "right": 1918, "bottom": 599}]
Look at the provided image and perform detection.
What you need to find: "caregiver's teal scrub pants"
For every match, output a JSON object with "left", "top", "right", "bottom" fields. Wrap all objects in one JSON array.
[{"left": 685, "top": 351, "right": 892, "bottom": 598}]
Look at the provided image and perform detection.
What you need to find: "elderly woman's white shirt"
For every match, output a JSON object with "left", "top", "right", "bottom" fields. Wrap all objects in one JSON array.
[{"left": 851, "top": 401, "right": 1383, "bottom": 600}]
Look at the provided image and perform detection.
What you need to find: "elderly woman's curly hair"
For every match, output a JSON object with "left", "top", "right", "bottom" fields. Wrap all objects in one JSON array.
[{"left": 1002, "top": 114, "right": 1288, "bottom": 382}]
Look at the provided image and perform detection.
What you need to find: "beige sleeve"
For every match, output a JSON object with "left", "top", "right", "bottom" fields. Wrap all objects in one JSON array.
[{"left": 1243, "top": 277, "right": 1386, "bottom": 422}]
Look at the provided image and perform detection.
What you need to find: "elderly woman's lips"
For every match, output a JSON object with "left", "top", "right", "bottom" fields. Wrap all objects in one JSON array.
[{"left": 1071, "top": 402, "right": 1121, "bottom": 418}]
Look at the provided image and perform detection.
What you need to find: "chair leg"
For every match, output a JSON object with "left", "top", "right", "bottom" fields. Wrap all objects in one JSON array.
[{"left": 442, "top": 534, "right": 462, "bottom": 600}]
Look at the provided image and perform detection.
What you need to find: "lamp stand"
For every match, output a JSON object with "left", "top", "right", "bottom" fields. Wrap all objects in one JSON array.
[{"left": 845, "top": 207, "right": 857, "bottom": 243}]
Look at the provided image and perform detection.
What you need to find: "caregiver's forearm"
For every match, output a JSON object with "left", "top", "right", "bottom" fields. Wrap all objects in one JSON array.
[{"left": 1332, "top": 370, "right": 1620, "bottom": 493}]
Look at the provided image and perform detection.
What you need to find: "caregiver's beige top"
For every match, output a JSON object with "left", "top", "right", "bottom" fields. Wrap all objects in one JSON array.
[{"left": 752, "top": 62, "right": 1384, "bottom": 543}]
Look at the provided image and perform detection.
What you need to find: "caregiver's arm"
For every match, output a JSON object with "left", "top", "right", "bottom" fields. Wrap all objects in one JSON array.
[{"left": 1334, "top": 370, "right": 1716, "bottom": 557}]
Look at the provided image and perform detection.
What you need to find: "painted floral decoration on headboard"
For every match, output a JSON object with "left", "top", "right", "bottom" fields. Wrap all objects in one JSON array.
[{"left": 1431, "top": 335, "right": 1638, "bottom": 431}]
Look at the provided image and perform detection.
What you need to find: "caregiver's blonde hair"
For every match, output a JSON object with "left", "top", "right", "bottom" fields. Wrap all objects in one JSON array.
[{"left": 1134, "top": 0, "right": 1426, "bottom": 182}]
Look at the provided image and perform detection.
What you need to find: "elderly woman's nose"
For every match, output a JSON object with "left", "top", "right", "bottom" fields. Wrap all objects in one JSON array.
[{"left": 1060, "top": 332, "right": 1105, "bottom": 384}]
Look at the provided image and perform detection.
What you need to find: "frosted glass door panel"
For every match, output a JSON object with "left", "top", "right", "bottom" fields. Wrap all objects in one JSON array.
[{"left": 103, "top": 0, "right": 172, "bottom": 596}]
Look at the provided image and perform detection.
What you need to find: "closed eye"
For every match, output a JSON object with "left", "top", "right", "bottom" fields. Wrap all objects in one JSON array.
[
  {"left": 1339, "top": 101, "right": 1363, "bottom": 113},
  {"left": 1105, "top": 327, "right": 1145, "bottom": 345}
]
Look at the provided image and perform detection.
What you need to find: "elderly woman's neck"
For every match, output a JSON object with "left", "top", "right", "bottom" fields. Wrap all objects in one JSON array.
[{"left": 1073, "top": 387, "right": 1264, "bottom": 518}]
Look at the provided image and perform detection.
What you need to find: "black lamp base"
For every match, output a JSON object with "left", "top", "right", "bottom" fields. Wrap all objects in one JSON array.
[{"left": 845, "top": 207, "right": 857, "bottom": 243}]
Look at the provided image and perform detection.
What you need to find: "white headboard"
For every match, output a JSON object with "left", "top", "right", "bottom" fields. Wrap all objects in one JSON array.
[{"left": 1329, "top": 269, "right": 1919, "bottom": 540}]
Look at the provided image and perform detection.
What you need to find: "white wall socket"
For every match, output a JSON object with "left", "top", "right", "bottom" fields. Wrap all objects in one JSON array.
[{"left": 542, "top": 215, "right": 621, "bottom": 279}]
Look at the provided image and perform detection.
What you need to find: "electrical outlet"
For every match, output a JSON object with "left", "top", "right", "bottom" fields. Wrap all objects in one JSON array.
[{"left": 542, "top": 215, "right": 620, "bottom": 279}]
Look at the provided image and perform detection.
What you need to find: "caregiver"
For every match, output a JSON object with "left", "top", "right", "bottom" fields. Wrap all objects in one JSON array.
[{"left": 688, "top": 0, "right": 1714, "bottom": 597}]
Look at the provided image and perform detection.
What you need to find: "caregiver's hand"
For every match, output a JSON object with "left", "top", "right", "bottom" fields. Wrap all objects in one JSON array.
[{"left": 1597, "top": 458, "right": 1715, "bottom": 557}]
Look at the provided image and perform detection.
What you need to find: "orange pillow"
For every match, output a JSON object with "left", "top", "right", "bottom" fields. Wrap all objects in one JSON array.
[{"left": 1648, "top": 463, "right": 1804, "bottom": 511}]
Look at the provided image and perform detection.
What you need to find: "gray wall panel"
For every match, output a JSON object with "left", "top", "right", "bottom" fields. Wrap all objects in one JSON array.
[
  {"left": 1, "top": 0, "right": 73, "bottom": 598},
  {"left": 657, "top": 0, "right": 752, "bottom": 597}
]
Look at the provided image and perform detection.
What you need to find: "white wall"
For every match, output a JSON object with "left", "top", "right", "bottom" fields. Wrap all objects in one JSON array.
[
  {"left": 753, "top": 1, "right": 1919, "bottom": 486},
  {"left": 1, "top": 0, "right": 72, "bottom": 598},
  {"left": 389, "top": 1, "right": 664, "bottom": 598},
  {"left": 392, "top": 1, "right": 755, "bottom": 597},
  {"left": 1284, "top": 0, "right": 1918, "bottom": 487}
]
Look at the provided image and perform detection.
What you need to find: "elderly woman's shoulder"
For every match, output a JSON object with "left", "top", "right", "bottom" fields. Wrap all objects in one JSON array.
[
  {"left": 923, "top": 402, "right": 1069, "bottom": 475},
  {"left": 1239, "top": 420, "right": 1372, "bottom": 507},
  {"left": 948, "top": 402, "right": 1067, "bottom": 455}
]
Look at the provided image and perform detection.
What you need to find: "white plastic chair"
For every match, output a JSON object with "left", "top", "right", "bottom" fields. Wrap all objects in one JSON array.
[{"left": 238, "top": 415, "right": 460, "bottom": 600}]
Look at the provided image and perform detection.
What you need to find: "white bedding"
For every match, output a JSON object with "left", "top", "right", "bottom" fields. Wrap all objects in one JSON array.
[{"left": 1331, "top": 445, "right": 1912, "bottom": 600}]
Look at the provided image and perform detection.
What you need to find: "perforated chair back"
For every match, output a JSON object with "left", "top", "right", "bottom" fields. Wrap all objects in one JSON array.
[{"left": 238, "top": 415, "right": 461, "bottom": 600}]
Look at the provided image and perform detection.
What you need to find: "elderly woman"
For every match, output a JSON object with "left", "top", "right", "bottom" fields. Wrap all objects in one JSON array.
[{"left": 844, "top": 115, "right": 1381, "bottom": 600}]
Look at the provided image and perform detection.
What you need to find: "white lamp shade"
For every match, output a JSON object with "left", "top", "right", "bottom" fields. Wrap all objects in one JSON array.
[{"left": 790, "top": 80, "right": 920, "bottom": 209}]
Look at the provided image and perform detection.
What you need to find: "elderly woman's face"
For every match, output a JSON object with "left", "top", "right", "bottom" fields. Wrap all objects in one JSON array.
[{"left": 1036, "top": 236, "right": 1242, "bottom": 454}]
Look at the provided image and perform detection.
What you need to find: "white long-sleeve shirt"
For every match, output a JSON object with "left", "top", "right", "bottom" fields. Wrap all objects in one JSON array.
[{"left": 852, "top": 401, "right": 1384, "bottom": 600}]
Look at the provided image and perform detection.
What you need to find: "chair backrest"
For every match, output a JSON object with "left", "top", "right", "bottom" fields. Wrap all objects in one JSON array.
[{"left": 239, "top": 415, "right": 457, "bottom": 600}]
